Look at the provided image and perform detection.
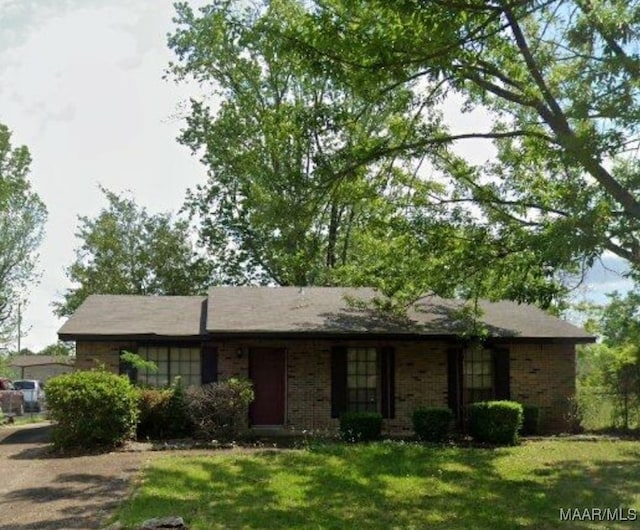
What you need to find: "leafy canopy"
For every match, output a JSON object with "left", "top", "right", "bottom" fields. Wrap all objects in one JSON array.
[
  {"left": 168, "top": 0, "right": 569, "bottom": 309},
  {"left": 55, "top": 187, "right": 214, "bottom": 316},
  {"left": 291, "top": 0, "right": 640, "bottom": 282},
  {"left": 0, "top": 123, "right": 46, "bottom": 345}
]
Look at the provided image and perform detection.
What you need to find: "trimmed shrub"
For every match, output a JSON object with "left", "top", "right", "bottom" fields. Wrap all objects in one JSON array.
[
  {"left": 136, "top": 380, "right": 193, "bottom": 440},
  {"left": 468, "top": 400, "right": 523, "bottom": 445},
  {"left": 339, "top": 411, "right": 383, "bottom": 442},
  {"left": 185, "top": 378, "right": 254, "bottom": 441},
  {"left": 520, "top": 404, "right": 541, "bottom": 436},
  {"left": 412, "top": 407, "right": 453, "bottom": 442},
  {"left": 46, "top": 370, "right": 138, "bottom": 450}
]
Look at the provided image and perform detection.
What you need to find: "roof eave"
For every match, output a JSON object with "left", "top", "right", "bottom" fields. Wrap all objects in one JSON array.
[
  {"left": 58, "top": 333, "right": 204, "bottom": 342},
  {"left": 59, "top": 330, "right": 596, "bottom": 344}
]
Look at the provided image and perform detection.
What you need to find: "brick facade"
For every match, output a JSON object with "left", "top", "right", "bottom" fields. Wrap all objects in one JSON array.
[
  {"left": 76, "top": 338, "right": 576, "bottom": 434},
  {"left": 76, "top": 341, "right": 136, "bottom": 373},
  {"left": 509, "top": 341, "right": 576, "bottom": 432}
]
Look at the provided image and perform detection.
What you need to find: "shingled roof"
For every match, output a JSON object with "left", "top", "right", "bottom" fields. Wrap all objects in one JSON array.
[
  {"left": 58, "top": 295, "right": 207, "bottom": 339},
  {"left": 58, "top": 287, "right": 593, "bottom": 342},
  {"left": 206, "top": 287, "right": 593, "bottom": 340}
]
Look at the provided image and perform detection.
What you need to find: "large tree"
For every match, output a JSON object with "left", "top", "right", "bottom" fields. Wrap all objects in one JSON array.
[
  {"left": 168, "top": 0, "right": 569, "bottom": 308},
  {"left": 169, "top": 0, "right": 420, "bottom": 286},
  {"left": 289, "top": 0, "right": 640, "bottom": 282},
  {"left": 0, "top": 123, "right": 47, "bottom": 344},
  {"left": 55, "top": 187, "right": 214, "bottom": 316}
]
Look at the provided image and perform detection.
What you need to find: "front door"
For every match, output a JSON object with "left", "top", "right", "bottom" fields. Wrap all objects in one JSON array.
[{"left": 249, "top": 348, "right": 285, "bottom": 425}]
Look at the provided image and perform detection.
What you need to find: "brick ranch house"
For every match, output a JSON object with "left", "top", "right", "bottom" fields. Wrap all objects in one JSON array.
[{"left": 58, "top": 287, "right": 593, "bottom": 434}]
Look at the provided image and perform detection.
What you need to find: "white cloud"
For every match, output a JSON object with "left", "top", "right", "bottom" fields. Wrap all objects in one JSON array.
[{"left": 0, "top": 1, "right": 209, "bottom": 351}]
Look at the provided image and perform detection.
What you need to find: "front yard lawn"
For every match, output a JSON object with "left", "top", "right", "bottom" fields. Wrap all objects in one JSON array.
[{"left": 114, "top": 439, "right": 640, "bottom": 529}]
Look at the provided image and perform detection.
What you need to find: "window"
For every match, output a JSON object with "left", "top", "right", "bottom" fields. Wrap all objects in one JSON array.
[
  {"left": 464, "top": 348, "right": 493, "bottom": 403},
  {"left": 347, "top": 347, "right": 378, "bottom": 412},
  {"left": 138, "top": 345, "right": 201, "bottom": 388}
]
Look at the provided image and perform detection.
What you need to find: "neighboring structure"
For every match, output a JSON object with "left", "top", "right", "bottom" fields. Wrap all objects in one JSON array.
[
  {"left": 9, "top": 355, "right": 74, "bottom": 382},
  {"left": 58, "top": 287, "right": 594, "bottom": 434}
]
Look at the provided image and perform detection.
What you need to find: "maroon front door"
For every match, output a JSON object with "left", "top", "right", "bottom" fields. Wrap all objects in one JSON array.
[{"left": 249, "top": 348, "right": 285, "bottom": 425}]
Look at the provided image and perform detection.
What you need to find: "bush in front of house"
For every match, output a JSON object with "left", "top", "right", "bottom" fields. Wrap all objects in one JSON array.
[
  {"left": 468, "top": 400, "right": 523, "bottom": 445},
  {"left": 412, "top": 406, "right": 453, "bottom": 442},
  {"left": 185, "top": 378, "right": 254, "bottom": 441},
  {"left": 46, "top": 370, "right": 139, "bottom": 450},
  {"left": 136, "top": 380, "right": 193, "bottom": 440},
  {"left": 339, "top": 411, "right": 383, "bottom": 442},
  {"left": 519, "top": 404, "right": 541, "bottom": 436}
]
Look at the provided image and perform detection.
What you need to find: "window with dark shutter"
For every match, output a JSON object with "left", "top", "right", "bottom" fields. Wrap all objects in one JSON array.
[
  {"left": 447, "top": 348, "right": 463, "bottom": 417},
  {"left": 464, "top": 348, "right": 494, "bottom": 403},
  {"left": 137, "top": 344, "right": 201, "bottom": 387},
  {"left": 380, "top": 346, "right": 395, "bottom": 419},
  {"left": 347, "top": 347, "right": 378, "bottom": 412},
  {"left": 332, "top": 345, "right": 395, "bottom": 418},
  {"left": 201, "top": 344, "right": 218, "bottom": 385},
  {"left": 331, "top": 346, "right": 348, "bottom": 418},
  {"left": 493, "top": 347, "right": 511, "bottom": 400}
]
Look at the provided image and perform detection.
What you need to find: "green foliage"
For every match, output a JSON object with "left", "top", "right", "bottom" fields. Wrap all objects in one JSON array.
[
  {"left": 412, "top": 407, "right": 453, "bottom": 442},
  {"left": 136, "top": 381, "right": 193, "bottom": 440},
  {"left": 167, "top": 1, "right": 574, "bottom": 311},
  {"left": 185, "top": 378, "right": 254, "bottom": 441},
  {"left": 37, "top": 341, "right": 75, "bottom": 357},
  {"left": 577, "top": 289, "right": 640, "bottom": 429},
  {"left": 468, "top": 401, "right": 523, "bottom": 445},
  {"left": 0, "top": 123, "right": 47, "bottom": 345},
  {"left": 54, "top": 187, "right": 213, "bottom": 317},
  {"left": 169, "top": 0, "right": 420, "bottom": 287},
  {"left": 519, "top": 404, "right": 541, "bottom": 436},
  {"left": 46, "top": 370, "right": 139, "bottom": 450},
  {"left": 580, "top": 342, "right": 640, "bottom": 429},
  {"left": 120, "top": 350, "right": 157, "bottom": 374},
  {"left": 288, "top": 0, "right": 640, "bottom": 288},
  {"left": 339, "top": 411, "right": 383, "bottom": 442}
]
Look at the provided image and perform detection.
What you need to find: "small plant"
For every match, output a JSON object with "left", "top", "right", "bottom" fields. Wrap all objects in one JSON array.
[
  {"left": 339, "top": 411, "right": 383, "bottom": 442},
  {"left": 185, "top": 378, "right": 254, "bottom": 441},
  {"left": 46, "top": 370, "right": 138, "bottom": 450},
  {"left": 519, "top": 404, "right": 541, "bottom": 436},
  {"left": 136, "top": 379, "right": 193, "bottom": 440},
  {"left": 412, "top": 407, "right": 453, "bottom": 442},
  {"left": 468, "top": 400, "right": 523, "bottom": 445}
]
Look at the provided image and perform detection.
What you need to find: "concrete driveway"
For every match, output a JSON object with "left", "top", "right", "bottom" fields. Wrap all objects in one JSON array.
[{"left": 0, "top": 423, "right": 150, "bottom": 530}]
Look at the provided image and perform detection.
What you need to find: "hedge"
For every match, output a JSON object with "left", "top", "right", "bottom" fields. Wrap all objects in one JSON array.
[
  {"left": 412, "top": 407, "right": 453, "bottom": 442},
  {"left": 468, "top": 400, "right": 523, "bottom": 445},
  {"left": 339, "top": 411, "right": 383, "bottom": 442}
]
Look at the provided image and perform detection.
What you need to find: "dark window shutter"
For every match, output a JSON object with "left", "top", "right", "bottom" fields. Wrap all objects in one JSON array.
[
  {"left": 201, "top": 344, "right": 218, "bottom": 385},
  {"left": 331, "top": 346, "right": 348, "bottom": 418},
  {"left": 119, "top": 345, "right": 138, "bottom": 383},
  {"left": 447, "top": 347, "right": 462, "bottom": 417},
  {"left": 493, "top": 347, "right": 510, "bottom": 400},
  {"left": 380, "top": 346, "right": 395, "bottom": 419}
]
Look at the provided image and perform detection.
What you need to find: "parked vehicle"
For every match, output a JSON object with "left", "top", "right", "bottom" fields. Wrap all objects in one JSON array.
[
  {"left": 13, "top": 379, "right": 45, "bottom": 412},
  {"left": 0, "top": 378, "right": 24, "bottom": 416}
]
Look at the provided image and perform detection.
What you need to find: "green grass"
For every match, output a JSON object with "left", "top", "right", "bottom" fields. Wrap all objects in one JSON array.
[{"left": 114, "top": 440, "right": 640, "bottom": 529}]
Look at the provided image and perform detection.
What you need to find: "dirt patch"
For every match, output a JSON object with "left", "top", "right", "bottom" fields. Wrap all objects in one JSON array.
[{"left": 0, "top": 423, "right": 155, "bottom": 530}]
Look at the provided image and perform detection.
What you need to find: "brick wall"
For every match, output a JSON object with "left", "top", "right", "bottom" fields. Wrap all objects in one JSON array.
[
  {"left": 214, "top": 338, "right": 450, "bottom": 435},
  {"left": 76, "top": 341, "right": 136, "bottom": 373},
  {"left": 509, "top": 342, "right": 576, "bottom": 432},
  {"left": 74, "top": 338, "right": 576, "bottom": 434}
]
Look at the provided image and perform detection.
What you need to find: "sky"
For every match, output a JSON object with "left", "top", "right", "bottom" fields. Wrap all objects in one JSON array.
[
  {"left": 0, "top": 0, "right": 634, "bottom": 351},
  {"left": 0, "top": 0, "right": 209, "bottom": 351}
]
